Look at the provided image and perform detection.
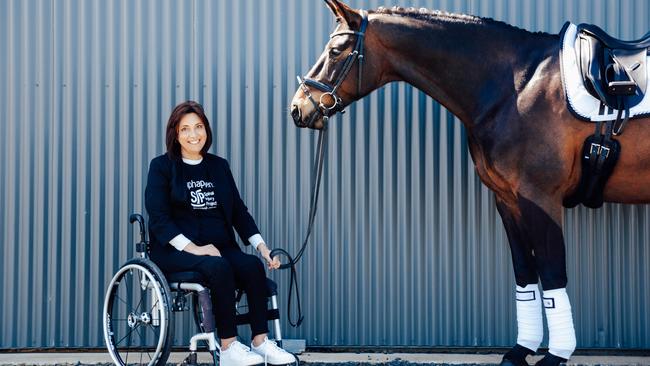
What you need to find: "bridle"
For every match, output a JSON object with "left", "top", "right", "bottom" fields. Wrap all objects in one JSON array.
[
  {"left": 271, "top": 10, "right": 369, "bottom": 327},
  {"left": 295, "top": 10, "right": 369, "bottom": 129}
]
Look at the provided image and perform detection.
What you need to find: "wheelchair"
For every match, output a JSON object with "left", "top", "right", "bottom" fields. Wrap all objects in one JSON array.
[{"left": 102, "top": 213, "right": 285, "bottom": 366}]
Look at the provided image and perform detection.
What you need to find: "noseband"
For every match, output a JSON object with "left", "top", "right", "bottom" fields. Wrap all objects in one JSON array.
[{"left": 296, "top": 10, "right": 368, "bottom": 128}]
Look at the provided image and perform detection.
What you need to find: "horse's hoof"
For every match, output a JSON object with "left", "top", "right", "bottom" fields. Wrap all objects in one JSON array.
[
  {"left": 534, "top": 353, "right": 567, "bottom": 366},
  {"left": 500, "top": 344, "right": 533, "bottom": 366}
]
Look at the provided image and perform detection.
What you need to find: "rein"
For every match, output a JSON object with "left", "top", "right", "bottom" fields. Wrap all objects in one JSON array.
[
  {"left": 270, "top": 10, "right": 368, "bottom": 327},
  {"left": 269, "top": 126, "right": 328, "bottom": 326}
]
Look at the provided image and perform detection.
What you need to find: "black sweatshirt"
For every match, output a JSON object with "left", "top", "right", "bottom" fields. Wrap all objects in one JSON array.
[{"left": 145, "top": 153, "right": 260, "bottom": 257}]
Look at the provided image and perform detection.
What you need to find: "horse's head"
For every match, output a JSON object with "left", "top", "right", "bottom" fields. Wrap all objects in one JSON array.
[{"left": 290, "top": 0, "right": 377, "bottom": 129}]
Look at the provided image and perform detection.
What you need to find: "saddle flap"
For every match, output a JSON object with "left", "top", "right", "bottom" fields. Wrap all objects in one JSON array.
[{"left": 577, "top": 33, "right": 605, "bottom": 101}]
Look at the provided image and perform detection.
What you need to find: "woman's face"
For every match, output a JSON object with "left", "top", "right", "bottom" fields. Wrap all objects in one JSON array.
[{"left": 177, "top": 113, "right": 207, "bottom": 159}]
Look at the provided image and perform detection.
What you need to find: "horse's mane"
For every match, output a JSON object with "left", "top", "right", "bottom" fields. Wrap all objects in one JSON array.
[{"left": 369, "top": 6, "right": 555, "bottom": 38}]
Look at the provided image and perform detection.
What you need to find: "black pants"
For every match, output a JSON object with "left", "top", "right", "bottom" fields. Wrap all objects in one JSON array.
[{"left": 152, "top": 245, "right": 269, "bottom": 339}]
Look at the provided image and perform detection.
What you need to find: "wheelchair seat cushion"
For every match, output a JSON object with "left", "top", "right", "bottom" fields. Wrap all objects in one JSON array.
[
  {"left": 166, "top": 270, "right": 278, "bottom": 297},
  {"left": 165, "top": 271, "right": 206, "bottom": 284}
]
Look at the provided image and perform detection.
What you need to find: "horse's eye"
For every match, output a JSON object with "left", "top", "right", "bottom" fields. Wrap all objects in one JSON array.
[{"left": 329, "top": 48, "right": 342, "bottom": 56}]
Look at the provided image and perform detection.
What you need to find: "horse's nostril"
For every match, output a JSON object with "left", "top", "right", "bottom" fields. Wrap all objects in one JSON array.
[{"left": 290, "top": 105, "right": 301, "bottom": 123}]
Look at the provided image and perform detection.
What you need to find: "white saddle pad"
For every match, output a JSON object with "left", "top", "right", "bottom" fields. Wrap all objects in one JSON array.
[{"left": 560, "top": 22, "right": 650, "bottom": 121}]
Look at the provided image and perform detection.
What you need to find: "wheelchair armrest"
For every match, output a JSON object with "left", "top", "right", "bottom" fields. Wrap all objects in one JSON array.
[
  {"left": 129, "top": 213, "right": 144, "bottom": 225},
  {"left": 129, "top": 213, "right": 147, "bottom": 245}
]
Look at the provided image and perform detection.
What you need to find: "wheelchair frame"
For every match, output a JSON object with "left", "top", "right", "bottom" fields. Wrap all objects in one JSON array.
[{"left": 102, "top": 213, "right": 283, "bottom": 366}]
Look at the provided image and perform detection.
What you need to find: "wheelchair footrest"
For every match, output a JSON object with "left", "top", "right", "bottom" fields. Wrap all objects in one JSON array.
[{"left": 180, "top": 352, "right": 198, "bottom": 366}]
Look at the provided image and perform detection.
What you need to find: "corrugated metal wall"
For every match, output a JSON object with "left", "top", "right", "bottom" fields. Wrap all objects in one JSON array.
[{"left": 1, "top": 0, "right": 649, "bottom": 350}]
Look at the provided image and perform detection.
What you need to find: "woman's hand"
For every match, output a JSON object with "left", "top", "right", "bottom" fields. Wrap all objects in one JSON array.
[
  {"left": 184, "top": 242, "right": 221, "bottom": 257},
  {"left": 257, "top": 242, "right": 281, "bottom": 270}
]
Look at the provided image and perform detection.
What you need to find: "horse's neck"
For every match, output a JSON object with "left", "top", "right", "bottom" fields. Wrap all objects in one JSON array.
[{"left": 375, "top": 14, "right": 557, "bottom": 127}]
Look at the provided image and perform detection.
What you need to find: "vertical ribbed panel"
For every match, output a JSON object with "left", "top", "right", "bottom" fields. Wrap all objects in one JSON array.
[{"left": 1, "top": 0, "right": 649, "bottom": 349}]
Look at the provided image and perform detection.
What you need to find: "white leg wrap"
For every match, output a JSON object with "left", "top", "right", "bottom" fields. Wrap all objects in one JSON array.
[
  {"left": 543, "top": 288, "right": 577, "bottom": 360},
  {"left": 515, "top": 284, "right": 543, "bottom": 352}
]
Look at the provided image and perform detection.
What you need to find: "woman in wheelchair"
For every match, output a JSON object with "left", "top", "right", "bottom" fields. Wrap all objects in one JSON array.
[{"left": 144, "top": 100, "right": 296, "bottom": 366}]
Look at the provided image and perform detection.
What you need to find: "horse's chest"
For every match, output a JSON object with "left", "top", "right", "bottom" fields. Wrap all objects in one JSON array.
[{"left": 468, "top": 139, "right": 518, "bottom": 200}]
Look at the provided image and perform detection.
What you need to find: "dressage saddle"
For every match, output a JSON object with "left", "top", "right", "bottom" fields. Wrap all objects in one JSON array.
[
  {"left": 565, "top": 24, "right": 650, "bottom": 209},
  {"left": 577, "top": 24, "right": 650, "bottom": 111}
]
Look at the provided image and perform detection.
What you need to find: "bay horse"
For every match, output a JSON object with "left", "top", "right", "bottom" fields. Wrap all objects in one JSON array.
[{"left": 289, "top": 1, "right": 650, "bottom": 365}]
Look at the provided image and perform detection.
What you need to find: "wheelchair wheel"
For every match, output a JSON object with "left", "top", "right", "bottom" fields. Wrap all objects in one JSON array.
[{"left": 103, "top": 258, "right": 174, "bottom": 366}]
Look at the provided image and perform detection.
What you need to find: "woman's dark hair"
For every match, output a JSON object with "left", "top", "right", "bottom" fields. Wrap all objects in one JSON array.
[{"left": 165, "top": 100, "right": 213, "bottom": 160}]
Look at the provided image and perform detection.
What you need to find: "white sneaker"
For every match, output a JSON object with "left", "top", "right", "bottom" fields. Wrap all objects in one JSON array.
[
  {"left": 251, "top": 337, "right": 296, "bottom": 365},
  {"left": 220, "top": 340, "right": 264, "bottom": 366}
]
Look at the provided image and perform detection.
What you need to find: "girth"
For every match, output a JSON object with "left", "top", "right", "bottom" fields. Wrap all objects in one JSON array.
[{"left": 564, "top": 117, "right": 621, "bottom": 209}]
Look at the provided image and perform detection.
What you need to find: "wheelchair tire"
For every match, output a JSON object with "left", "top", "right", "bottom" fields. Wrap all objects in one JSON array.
[{"left": 103, "top": 257, "right": 174, "bottom": 366}]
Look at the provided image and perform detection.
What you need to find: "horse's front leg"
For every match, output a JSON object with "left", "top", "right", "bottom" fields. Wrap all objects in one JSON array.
[
  {"left": 496, "top": 199, "right": 543, "bottom": 366},
  {"left": 496, "top": 194, "right": 576, "bottom": 366}
]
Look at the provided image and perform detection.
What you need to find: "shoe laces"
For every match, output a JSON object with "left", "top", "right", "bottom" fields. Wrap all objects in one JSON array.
[
  {"left": 261, "top": 338, "right": 282, "bottom": 352},
  {"left": 256, "top": 337, "right": 280, "bottom": 366},
  {"left": 230, "top": 340, "right": 252, "bottom": 355}
]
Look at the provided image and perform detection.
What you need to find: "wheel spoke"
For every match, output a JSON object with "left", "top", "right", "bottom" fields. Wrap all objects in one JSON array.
[
  {"left": 147, "top": 296, "right": 160, "bottom": 315},
  {"left": 145, "top": 323, "right": 161, "bottom": 339},
  {"left": 125, "top": 270, "right": 132, "bottom": 299},
  {"left": 124, "top": 327, "right": 130, "bottom": 365},
  {"left": 114, "top": 294, "right": 130, "bottom": 308},
  {"left": 134, "top": 270, "right": 146, "bottom": 312},
  {"left": 115, "top": 323, "right": 140, "bottom": 346},
  {"left": 133, "top": 326, "right": 153, "bottom": 363},
  {"left": 133, "top": 294, "right": 145, "bottom": 315},
  {"left": 146, "top": 348, "right": 153, "bottom": 364},
  {"left": 134, "top": 320, "right": 145, "bottom": 344}
]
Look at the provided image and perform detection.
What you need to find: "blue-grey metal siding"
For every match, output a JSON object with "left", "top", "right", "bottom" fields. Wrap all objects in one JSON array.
[{"left": 1, "top": 0, "right": 649, "bottom": 349}]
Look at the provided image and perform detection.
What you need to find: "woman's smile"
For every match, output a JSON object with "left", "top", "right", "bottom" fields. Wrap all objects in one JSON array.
[{"left": 177, "top": 113, "right": 207, "bottom": 159}]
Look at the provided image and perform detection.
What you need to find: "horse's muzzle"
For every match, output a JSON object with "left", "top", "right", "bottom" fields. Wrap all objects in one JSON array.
[
  {"left": 291, "top": 104, "right": 302, "bottom": 126},
  {"left": 291, "top": 103, "right": 323, "bottom": 129}
]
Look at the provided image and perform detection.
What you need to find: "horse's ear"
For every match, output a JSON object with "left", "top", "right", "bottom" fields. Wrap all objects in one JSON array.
[
  {"left": 324, "top": 0, "right": 340, "bottom": 17},
  {"left": 324, "top": 0, "right": 362, "bottom": 29}
]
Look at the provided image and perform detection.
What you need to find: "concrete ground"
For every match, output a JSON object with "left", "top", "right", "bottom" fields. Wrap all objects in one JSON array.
[{"left": 0, "top": 352, "right": 649, "bottom": 366}]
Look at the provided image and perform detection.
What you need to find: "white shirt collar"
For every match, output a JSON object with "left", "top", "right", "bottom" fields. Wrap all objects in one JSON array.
[{"left": 182, "top": 157, "right": 203, "bottom": 165}]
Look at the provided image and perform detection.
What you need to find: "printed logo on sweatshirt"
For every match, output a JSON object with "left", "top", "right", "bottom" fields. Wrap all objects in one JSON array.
[{"left": 187, "top": 180, "right": 217, "bottom": 209}]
